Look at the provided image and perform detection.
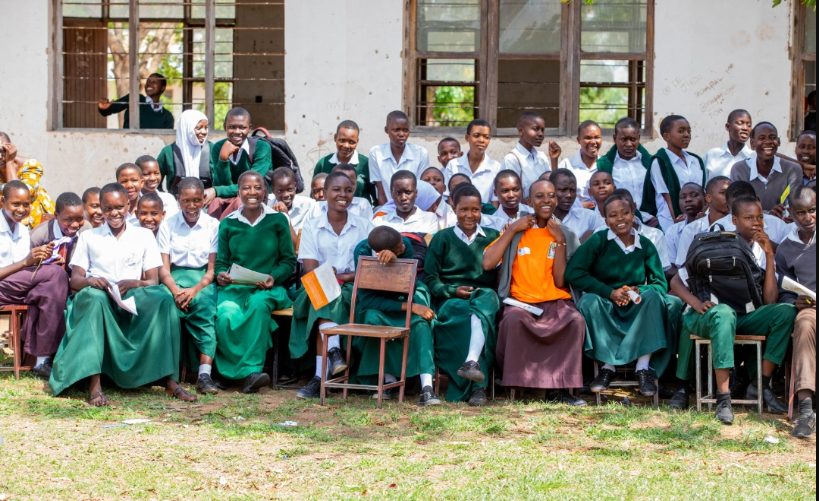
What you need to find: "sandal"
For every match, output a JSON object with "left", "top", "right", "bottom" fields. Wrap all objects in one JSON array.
[
  {"left": 167, "top": 386, "right": 198, "bottom": 403},
  {"left": 88, "top": 391, "right": 111, "bottom": 407}
]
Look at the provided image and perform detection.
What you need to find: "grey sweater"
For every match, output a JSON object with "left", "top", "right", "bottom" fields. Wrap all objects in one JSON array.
[
  {"left": 730, "top": 158, "right": 803, "bottom": 212},
  {"left": 774, "top": 235, "right": 816, "bottom": 304}
]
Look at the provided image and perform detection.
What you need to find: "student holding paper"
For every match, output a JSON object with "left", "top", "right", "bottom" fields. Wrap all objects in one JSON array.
[
  {"left": 482, "top": 180, "right": 586, "bottom": 405},
  {"left": 214, "top": 171, "right": 296, "bottom": 394},
  {"left": 291, "top": 172, "right": 374, "bottom": 400},
  {"left": 49, "top": 183, "right": 194, "bottom": 406}
]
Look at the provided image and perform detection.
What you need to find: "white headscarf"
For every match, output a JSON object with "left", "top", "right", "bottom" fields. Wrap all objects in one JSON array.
[{"left": 175, "top": 110, "right": 209, "bottom": 178}]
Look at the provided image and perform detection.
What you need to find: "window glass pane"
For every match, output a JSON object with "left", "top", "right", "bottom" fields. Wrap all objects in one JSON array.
[
  {"left": 581, "top": 0, "right": 648, "bottom": 54},
  {"left": 138, "top": 0, "right": 184, "bottom": 18},
  {"left": 806, "top": 8, "right": 816, "bottom": 55},
  {"left": 193, "top": 0, "right": 238, "bottom": 19},
  {"left": 110, "top": 0, "right": 130, "bottom": 18},
  {"left": 499, "top": 0, "right": 562, "bottom": 54},
  {"left": 579, "top": 60, "right": 645, "bottom": 129},
  {"left": 806, "top": 60, "right": 816, "bottom": 107},
  {"left": 417, "top": 0, "right": 481, "bottom": 53},
  {"left": 497, "top": 59, "right": 560, "bottom": 128},
  {"left": 416, "top": 59, "right": 478, "bottom": 127},
  {"left": 62, "top": 0, "right": 102, "bottom": 18}
]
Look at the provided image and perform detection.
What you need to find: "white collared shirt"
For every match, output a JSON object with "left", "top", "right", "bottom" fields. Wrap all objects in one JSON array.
[
  {"left": 481, "top": 205, "right": 534, "bottom": 232},
  {"left": 147, "top": 190, "right": 179, "bottom": 219},
  {"left": 368, "top": 143, "right": 430, "bottom": 202},
  {"left": 145, "top": 95, "right": 163, "bottom": 112},
  {"left": 0, "top": 215, "right": 30, "bottom": 268},
  {"left": 227, "top": 204, "right": 276, "bottom": 228},
  {"left": 597, "top": 220, "right": 669, "bottom": 269},
  {"left": 501, "top": 142, "right": 552, "bottom": 198},
  {"left": 157, "top": 211, "right": 219, "bottom": 268},
  {"left": 612, "top": 151, "right": 647, "bottom": 210},
  {"left": 650, "top": 149, "right": 704, "bottom": 231},
  {"left": 607, "top": 228, "right": 641, "bottom": 255},
  {"left": 559, "top": 151, "right": 598, "bottom": 204},
  {"left": 269, "top": 195, "right": 319, "bottom": 232},
  {"left": 329, "top": 151, "right": 360, "bottom": 166},
  {"left": 453, "top": 223, "right": 487, "bottom": 246},
  {"left": 559, "top": 207, "right": 605, "bottom": 239},
  {"left": 436, "top": 201, "right": 457, "bottom": 230},
  {"left": 704, "top": 142, "right": 754, "bottom": 181},
  {"left": 318, "top": 197, "right": 373, "bottom": 221},
  {"left": 71, "top": 223, "right": 163, "bottom": 282},
  {"left": 746, "top": 154, "right": 783, "bottom": 186},
  {"left": 299, "top": 212, "right": 374, "bottom": 274},
  {"left": 665, "top": 219, "right": 690, "bottom": 268},
  {"left": 445, "top": 152, "right": 502, "bottom": 203},
  {"left": 229, "top": 139, "right": 252, "bottom": 165},
  {"left": 786, "top": 226, "right": 816, "bottom": 245},
  {"left": 373, "top": 207, "right": 439, "bottom": 235}
]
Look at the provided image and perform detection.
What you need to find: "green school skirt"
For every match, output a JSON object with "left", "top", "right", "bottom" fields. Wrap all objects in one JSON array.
[
  {"left": 49, "top": 286, "right": 181, "bottom": 396},
  {"left": 168, "top": 266, "right": 217, "bottom": 370},
  {"left": 432, "top": 288, "right": 500, "bottom": 403},
  {"left": 290, "top": 283, "right": 354, "bottom": 360},
  {"left": 215, "top": 284, "right": 292, "bottom": 380}
]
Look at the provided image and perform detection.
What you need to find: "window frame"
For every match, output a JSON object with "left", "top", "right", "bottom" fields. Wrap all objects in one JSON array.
[
  {"left": 790, "top": 2, "right": 816, "bottom": 140},
  {"left": 403, "top": 0, "right": 655, "bottom": 137}
]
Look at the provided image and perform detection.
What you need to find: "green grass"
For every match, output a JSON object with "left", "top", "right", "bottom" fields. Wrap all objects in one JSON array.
[{"left": 0, "top": 375, "right": 814, "bottom": 500}]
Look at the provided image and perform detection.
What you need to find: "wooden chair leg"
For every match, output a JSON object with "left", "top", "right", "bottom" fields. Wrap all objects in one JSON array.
[
  {"left": 271, "top": 328, "right": 279, "bottom": 387},
  {"left": 377, "top": 339, "right": 386, "bottom": 410},
  {"left": 434, "top": 367, "right": 441, "bottom": 396},
  {"left": 320, "top": 333, "right": 329, "bottom": 407},
  {"left": 343, "top": 335, "right": 352, "bottom": 402},
  {"left": 695, "top": 340, "right": 703, "bottom": 412},
  {"left": 11, "top": 310, "right": 20, "bottom": 381},
  {"left": 788, "top": 361, "right": 796, "bottom": 422},
  {"left": 594, "top": 362, "right": 602, "bottom": 407},
  {"left": 755, "top": 341, "right": 764, "bottom": 416},
  {"left": 510, "top": 389, "right": 516, "bottom": 402},
  {"left": 398, "top": 336, "right": 409, "bottom": 404}
]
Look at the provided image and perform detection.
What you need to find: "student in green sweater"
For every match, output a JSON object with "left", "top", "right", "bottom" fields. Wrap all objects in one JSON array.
[
  {"left": 157, "top": 110, "right": 213, "bottom": 196},
  {"left": 208, "top": 107, "right": 274, "bottom": 220},
  {"left": 424, "top": 185, "right": 501, "bottom": 406},
  {"left": 314, "top": 121, "right": 372, "bottom": 202},
  {"left": 98, "top": 73, "right": 174, "bottom": 129},
  {"left": 565, "top": 192, "right": 670, "bottom": 398},
  {"left": 214, "top": 171, "right": 296, "bottom": 394},
  {"left": 352, "top": 227, "right": 441, "bottom": 407}
]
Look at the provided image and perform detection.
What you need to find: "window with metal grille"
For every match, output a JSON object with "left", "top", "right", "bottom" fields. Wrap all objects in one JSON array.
[{"left": 792, "top": 4, "right": 816, "bottom": 139}]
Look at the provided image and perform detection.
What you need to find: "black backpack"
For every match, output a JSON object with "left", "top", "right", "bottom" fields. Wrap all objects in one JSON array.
[
  {"left": 402, "top": 232, "right": 429, "bottom": 282},
  {"left": 683, "top": 226, "right": 764, "bottom": 315},
  {"left": 248, "top": 127, "right": 305, "bottom": 194}
]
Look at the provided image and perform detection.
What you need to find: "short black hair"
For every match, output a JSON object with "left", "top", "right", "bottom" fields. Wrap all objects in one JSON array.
[
  {"left": 386, "top": 110, "right": 409, "bottom": 125},
  {"left": 55, "top": 192, "right": 83, "bottom": 214},
  {"left": 337, "top": 120, "right": 360, "bottom": 133},
  {"left": 578, "top": 120, "right": 600, "bottom": 136},
  {"left": 135, "top": 155, "right": 158, "bottom": 170},
  {"left": 732, "top": 195, "right": 761, "bottom": 216},
  {"left": 115, "top": 162, "right": 142, "bottom": 180},
  {"left": 603, "top": 191, "right": 633, "bottom": 214},
  {"left": 517, "top": 111, "right": 544, "bottom": 128},
  {"left": 448, "top": 173, "right": 472, "bottom": 192},
  {"left": 331, "top": 164, "right": 357, "bottom": 176},
  {"left": 312, "top": 172, "right": 328, "bottom": 183},
  {"left": 798, "top": 129, "right": 817, "bottom": 141},
  {"left": 681, "top": 182, "right": 705, "bottom": 195},
  {"left": 2, "top": 180, "right": 29, "bottom": 200},
  {"left": 0, "top": 132, "right": 11, "bottom": 143},
  {"left": 224, "top": 107, "right": 251, "bottom": 126},
  {"left": 271, "top": 166, "right": 296, "bottom": 185},
  {"left": 422, "top": 166, "right": 445, "bottom": 179},
  {"left": 237, "top": 170, "right": 265, "bottom": 190},
  {"left": 138, "top": 192, "right": 164, "bottom": 210},
  {"left": 82, "top": 187, "right": 101, "bottom": 204},
  {"left": 705, "top": 176, "right": 731, "bottom": 195},
  {"left": 611, "top": 188, "right": 635, "bottom": 206},
  {"left": 529, "top": 179, "right": 554, "bottom": 197},
  {"left": 438, "top": 137, "right": 461, "bottom": 149},
  {"left": 808, "top": 90, "right": 816, "bottom": 106},
  {"left": 368, "top": 226, "right": 403, "bottom": 253},
  {"left": 614, "top": 117, "right": 640, "bottom": 135},
  {"left": 177, "top": 177, "right": 204, "bottom": 194},
  {"left": 660, "top": 115, "right": 688, "bottom": 136},
  {"left": 493, "top": 169, "right": 521, "bottom": 189},
  {"left": 727, "top": 109, "right": 751, "bottom": 123},
  {"left": 325, "top": 171, "right": 353, "bottom": 190},
  {"left": 452, "top": 184, "right": 482, "bottom": 206},
  {"left": 750, "top": 122, "right": 778, "bottom": 139},
  {"left": 549, "top": 168, "right": 576, "bottom": 185},
  {"left": 790, "top": 184, "right": 816, "bottom": 206},
  {"left": 99, "top": 183, "right": 128, "bottom": 204},
  {"left": 148, "top": 72, "right": 168, "bottom": 87},
  {"left": 466, "top": 118, "right": 492, "bottom": 135},
  {"left": 726, "top": 180, "right": 756, "bottom": 205},
  {"left": 390, "top": 170, "right": 417, "bottom": 191}
]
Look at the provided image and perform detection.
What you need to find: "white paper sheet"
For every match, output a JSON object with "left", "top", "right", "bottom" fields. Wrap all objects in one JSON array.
[
  {"left": 502, "top": 298, "right": 544, "bottom": 316},
  {"left": 228, "top": 264, "right": 271, "bottom": 285},
  {"left": 783, "top": 276, "right": 817, "bottom": 301},
  {"left": 108, "top": 284, "right": 138, "bottom": 315}
]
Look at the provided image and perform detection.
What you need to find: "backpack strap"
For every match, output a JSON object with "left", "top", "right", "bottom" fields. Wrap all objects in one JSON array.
[
  {"left": 199, "top": 141, "right": 212, "bottom": 185},
  {"left": 247, "top": 137, "right": 257, "bottom": 165}
]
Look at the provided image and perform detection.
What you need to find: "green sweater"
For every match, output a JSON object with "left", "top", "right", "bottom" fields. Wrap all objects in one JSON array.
[
  {"left": 215, "top": 212, "right": 296, "bottom": 285},
  {"left": 315, "top": 153, "right": 371, "bottom": 200},
  {"left": 98, "top": 94, "right": 174, "bottom": 129},
  {"left": 564, "top": 230, "right": 667, "bottom": 299},
  {"left": 157, "top": 142, "right": 215, "bottom": 193},
  {"left": 597, "top": 144, "right": 653, "bottom": 174},
  {"left": 211, "top": 138, "right": 273, "bottom": 197},
  {"left": 424, "top": 227, "right": 500, "bottom": 300},
  {"left": 353, "top": 237, "right": 415, "bottom": 313},
  {"left": 640, "top": 149, "right": 705, "bottom": 218}
]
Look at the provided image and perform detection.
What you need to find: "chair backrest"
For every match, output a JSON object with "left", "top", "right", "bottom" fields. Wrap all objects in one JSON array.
[{"left": 349, "top": 257, "right": 418, "bottom": 328}]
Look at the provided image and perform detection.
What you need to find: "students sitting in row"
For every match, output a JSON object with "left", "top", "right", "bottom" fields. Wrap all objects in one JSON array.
[
  {"left": 136, "top": 192, "right": 165, "bottom": 237},
  {"left": 157, "top": 178, "right": 220, "bottom": 395},
  {"left": 704, "top": 110, "right": 754, "bottom": 181},
  {"left": 314, "top": 121, "right": 372, "bottom": 202},
  {"left": 50, "top": 183, "right": 192, "bottom": 406},
  {"left": 29, "top": 191, "right": 92, "bottom": 276},
  {"left": 483, "top": 179, "right": 586, "bottom": 406},
  {"left": 83, "top": 187, "right": 104, "bottom": 229},
  {"left": 549, "top": 169, "right": 604, "bottom": 242},
  {"left": 157, "top": 109, "right": 212, "bottom": 195},
  {"left": 372, "top": 172, "right": 439, "bottom": 235},
  {"left": 445, "top": 120, "right": 501, "bottom": 206},
  {"left": 136, "top": 155, "right": 178, "bottom": 218},
  {"left": 370, "top": 111, "right": 429, "bottom": 206},
  {"left": 559, "top": 120, "right": 602, "bottom": 208},
  {"left": 482, "top": 170, "right": 531, "bottom": 232},
  {"left": 215, "top": 171, "right": 296, "bottom": 394},
  {"left": 501, "top": 112, "right": 561, "bottom": 201}
]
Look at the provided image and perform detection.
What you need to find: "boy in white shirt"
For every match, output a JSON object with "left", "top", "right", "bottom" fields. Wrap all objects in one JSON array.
[
  {"left": 501, "top": 112, "right": 561, "bottom": 200},
  {"left": 136, "top": 155, "right": 179, "bottom": 218},
  {"left": 372, "top": 171, "right": 439, "bottom": 235},
  {"left": 550, "top": 169, "right": 604, "bottom": 243},
  {"left": 559, "top": 120, "right": 602, "bottom": 208},
  {"left": 269, "top": 167, "right": 319, "bottom": 243},
  {"left": 703, "top": 110, "right": 754, "bottom": 181},
  {"left": 369, "top": 111, "right": 430, "bottom": 206},
  {"left": 445, "top": 119, "right": 502, "bottom": 205}
]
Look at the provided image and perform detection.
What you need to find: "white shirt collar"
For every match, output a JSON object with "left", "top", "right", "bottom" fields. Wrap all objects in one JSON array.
[
  {"left": 230, "top": 139, "right": 251, "bottom": 165},
  {"left": 316, "top": 211, "right": 363, "bottom": 235},
  {"left": 454, "top": 223, "right": 486, "bottom": 245},
  {"left": 786, "top": 225, "right": 816, "bottom": 245},
  {"left": 718, "top": 142, "right": 754, "bottom": 159},
  {"left": 664, "top": 148, "right": 693, "bottom": 167},
  {"left": 607, "top": 228, "right": 641, "bottom": 254},
  {"left": 747, "top": 154, "right": 783, "bottom": 183},
  {"left": 615, "top": 151, "right": 642, "bottom": 164},
  {"left": 53, "top": 220, "right": 65, "bottom": 239},
  {"left": 515, "top": 142, "right": 538, "bottom": 162},
  {"left": 228, "top": 204, "right": 275, "bottom": 227},
  {"left": 330, "top": 151, "right": 360, "bottom": 165},
  {"left": 172, "top": 211, "right": 207, "bottom": 231},
  {"left": 0, "top": 215, "right": 20, "bottom": 240},
  {"left": 145, "top": 95, "right": 163, "bottom": 112},
  {"left": 387, "top": 143, "right": 416, "bottom": 165}
]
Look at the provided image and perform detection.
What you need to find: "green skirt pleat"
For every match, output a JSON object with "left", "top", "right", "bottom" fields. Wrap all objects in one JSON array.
[
  {"left": 49, "top": 286, "right": 181, "bottom": 396},
  {"left": 650, "top": 295, "right": 684, "bottom": 378},
  {"left": 169, "top": 267, "right": 217, "bottom": 370},
  {"left": 290, "top": 283, "right": 354, "bottom": 360},
  {"left": 578, "top": 289, "right": 668, "bottom": 372},
  {"left": 432, "top": 288, "right": 499, "bottom": 403},
  {"left": 215, "top": 284, "right": 292, "bottom": 380}
]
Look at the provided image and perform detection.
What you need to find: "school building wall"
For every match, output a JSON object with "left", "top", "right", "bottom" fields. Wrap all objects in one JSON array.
[{"left": 0, "top": 0, "right": 800, "bottom": 197}]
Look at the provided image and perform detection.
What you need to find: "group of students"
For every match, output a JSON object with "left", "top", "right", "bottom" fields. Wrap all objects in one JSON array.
[{"left": 0, "top": 105, "right": 815, "bottom": 440}]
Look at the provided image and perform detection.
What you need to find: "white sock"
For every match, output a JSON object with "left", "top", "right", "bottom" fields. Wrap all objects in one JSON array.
[
  {"left": 635, "top": 355, "right": 652, "bottom": 372},
  {"left": 465, "top": 315, "right": 485, "bottom": 363},
  {"left": 315, "top": 356, "right": 325, "bottom": 378},
  {"left": 420, "top": 373, "right": 433, "bottom": 388},
  {"left": 319, "top": 322, "right": 341, "bottom": 351},
  {"left": 602, "top": 364, "right": 616, "bottom": 372},
  {"left": 384, "top": 373, "right": 397, "bottom": 384},
  {"left": 36, "top": 356, "right": 49, "bottom": 366},
  {"left": 198, "top": 364, "right": 212, "bottom": 377}
]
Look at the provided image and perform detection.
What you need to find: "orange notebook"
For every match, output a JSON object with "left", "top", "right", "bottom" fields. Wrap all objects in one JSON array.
[{"left": 301, "top": 263, "right": 342, "bottom": 310}]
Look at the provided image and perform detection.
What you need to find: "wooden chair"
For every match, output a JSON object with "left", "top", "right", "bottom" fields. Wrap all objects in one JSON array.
[
  {"left": 692, "top": 335, "right": 764, "bottom": 415},
  {"left": 320, "top": 257, "right": 417, "bottom": 409},
  {"left": 0, "top": 305, "right": 30, "bottom": 380},
  {"left": 270, "top": 307, "right": 295, "bottom": 388},
  {"left": 593, "top": 361, "right": 660, "bottom": 407}
]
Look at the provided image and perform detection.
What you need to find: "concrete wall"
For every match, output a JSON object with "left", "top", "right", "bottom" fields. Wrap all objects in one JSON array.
[{"left": 0, "top": 0, "right": 802, "bottom": 197}]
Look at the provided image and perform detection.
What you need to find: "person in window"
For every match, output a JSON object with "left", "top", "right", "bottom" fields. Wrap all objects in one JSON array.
[
  {"left": 0, "top": 132, "right": 55, "bottom": 228},
  {"left": 98, "top": 73, "right": 174, "bottom": 130},
  {"left": 805, "top": 91, "right": 816, "bottom": 133}
]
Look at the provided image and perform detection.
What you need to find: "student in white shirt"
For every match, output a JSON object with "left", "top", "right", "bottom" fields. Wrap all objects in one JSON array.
[
  {"left": 373, "top": 173, "right": 440, "bottom": 235},
  {"left": 0, "top": 181, "right": 69, "bottom": 380},
  {"left": 482, "top": 170, "right": 533, "bottom": 232},
  {"left": 665, "top": 183, "right": 706, "bottom": 276},
  {"left": 559, "top": 120, "right": 602, "bottom": 207},
  {"left": 116, "top": 162, "right": 145, "bottom": 227},
  {"left": 328, "top": 164, "right": 374, "bottom": 220},
  {"left": 136, "top": 155, "right": 179, "bottom": 218},
  {"left": 703, "top": 110, "right": 754, "bottom": 181},
  {"left": 550, "top": 169, "right": 604, "bottom": 243},
  {"left": 369, "top": 111, "right": 430, "bottom": 206},
  {"left": 269, "top": 166, "right": 319, "bottom": 244},
  {"left": 50, "top": 182, "right": 194, "bottom": 407},
  {"left": 501, "top": 112, "right": 561, "bottom": 200},
  {"left": 135, "top": 192, "right": 165, "bottom": 238},
  {"left": 291, "top": 172, "right": 375, "bottom": 400},
  {"left": 445, "top": 119, "right": 502, "bottom": 205},
  {"left": 157, "top": 177, "right": 220, "bottom": 395}
]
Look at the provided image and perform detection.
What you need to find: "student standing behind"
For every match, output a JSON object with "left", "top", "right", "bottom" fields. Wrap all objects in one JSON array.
[
  {"left": 158, "top": 178, "right": 220, "bottom": 396},
  {"left": 369, "top": 111, "right": 429, "bottom": 206},
  {"left": 482, "top": 170, "right": 532, "bottom": 232},
  {"left": 665, "top": 183, "right": 706, "bottom": 276},
  {"left": 421, "top": 167, "right": 455, "bottom": 230},
  {"left": 550, "top": 169, "right": 604, "bottom": 243},
  {"left": 136, "top": 155, "right": 179, "bottom": 218},
  {"left": 437, "top": 138, "right": 463, "bottom": 169},
  {"left": 135, "top": 192, "right": 165, "bottom": 238},
  {"left": 115, "top": 163, "right": 145, "bottom": 226},
  {"left": 269, "top": 167, "right": 318, "bottom": 244},
  {"left": 0, "top": 181, "right": 69, "bottom": 380},
  {"left": 314, "top": 121, "right": 372, "bottom": 202},
  {"left": 444, "top": 119, "right": 502, "bottom": 205},
  {"left": 795, "top": 130, "right": 816, "bottom": 185},
  {"left": 501, "top": 112, "right": 561, "bottom": 201},
  {"left": 589, "top": 171, "right": 615, "bottom": 220},
  {"left": 49, "top": 183, "right": 194, "bottom": 406},
  {"left": 372, "top": 172, "right": 439, "bottom": 235},
  {"left": 775, "top": 186, "right": 816, "bottom": 438},
  {"left": 424, "top": 185, "right": 501, "bottom": 406},
  {"left": 29, "top": 192, "right": 92, "bottom": 275},
  {"left": 98, "top": 73, "right": 174, "bottom": 129},
  {"left": 311, "top": 173, "right": 328, "bottom": 202},
  {"left": 157, "top": 110, "right": 212, "bottom": 196},
  {"left": 483, "top": 180, "right": 586, "bottom": 406},
  {"left": 214, "top": 171, "right": 295, "bottom": 394},
  {"left": 559, "top": 120, "right": 602, "bottom": 208},
  {"left": 82, "top": 187, "right": 104, "bottom": 229},
  {"left": 703, "top": 110, "right": 754, "bottom": 180}
]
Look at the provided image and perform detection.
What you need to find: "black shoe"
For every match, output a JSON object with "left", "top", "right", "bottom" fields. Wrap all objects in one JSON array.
[
  {"left": 456, "top": 361, "right": 485, "bottom": 384},
  {"left": 242, "top": 372, "right": 271, "bottom": 394},
  {"left": 667, "top": 387, "right": 690, "bottom": 410},
  {"left": 791, "top": 398, "right": 816, "bottom": 439},
  {"left": 729, "top": 368, "right": 750, "bottom": 400},
  {"left": 213, "top": 375, "right": 230, "bottom": 390},
  {"left": 746, "top": 383, "right": 789, "bottom": 414},
  {"left": 468, "top": 387, "right": 487, "bottom": 407},
  {"left": 371, "top": 384, "right": 398, "bottom": 400},
  {"left": 546, "top": 389, "right": 587, "bottom": 407},
  {"left": 418, "top": 386, "right": 442, "bottom": 407},
  {"left": 579, "top": 379, "right": 593, "bottom": 395},
  {"left": 658, "top": 384, "right": 675, "bottom": 400},
  {"left": 590, "top": 369, "right": 616, "bottom": 393},
  {"left": 195, "top": 374, "right": 219, "bottom": 395},
  {"left": 716, "top": 392, "right": 734, "bottom": 425},
  {"left": 635, "top": 370, "right": 657, "bottom": 397},
  {"left": 327, "top": 348, "right": 348, "bottom": 377},
  {"left": 296, "top": 376, "right": 322, "bottom": 399},
  {"left": 32, "top": 361, "right": 52, "bottom": 380}
]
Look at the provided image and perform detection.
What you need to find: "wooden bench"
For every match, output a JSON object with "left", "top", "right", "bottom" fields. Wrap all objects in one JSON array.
[{"left": 0, "top": 305, "right": 30, "bottom": 380}]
